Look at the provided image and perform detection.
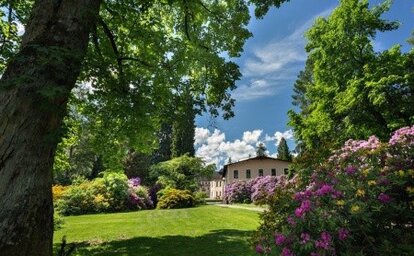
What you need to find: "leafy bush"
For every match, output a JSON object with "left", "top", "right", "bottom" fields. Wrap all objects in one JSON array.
[
  {"left": 224, "top": 180, "right": 253, "bottom": 204},
  {"left": 194, "top": 191, "right": 208, "bottom": 205},
  {"left": 55, "top": 182, "right": 96, "bottom": 215},
  {"left": 54, "top": 212, "right": 65, "bottom": 231},
  {"left": 100, "top": 172, "right": 129, "bottom": 211},
  {"left": 149, "top": 155, "right": 215, "bottom": 192},
  {"left": 254, "top": 126, "right": 414, "bottom": 255},
  {"left": 127, "top": 177, "right": 153, "bottom": 210},
  {"left": 157, "top": 188, "right": 195, "bottom": 209},
  {"left": 52, "top": 185, "right": 69, "bottom": 201}
]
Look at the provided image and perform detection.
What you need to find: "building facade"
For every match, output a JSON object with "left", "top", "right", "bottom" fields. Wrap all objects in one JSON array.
[
  {"left": 207, "top": 156, "right": 291, "bottom": 199},
  {"left": 222, "top": 156, "right": 291, "bottom": 184},
  {"left": 209, "top": 178, "right": 224, "bottom": 199}
]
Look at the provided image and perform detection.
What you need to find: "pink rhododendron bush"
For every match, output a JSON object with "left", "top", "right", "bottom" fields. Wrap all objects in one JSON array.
[
  {"left": 254, "top": 126, "right": 414, "bottom": 255},
  {"left": 224, "top": 175, "right": 288, "bottom": 204}
]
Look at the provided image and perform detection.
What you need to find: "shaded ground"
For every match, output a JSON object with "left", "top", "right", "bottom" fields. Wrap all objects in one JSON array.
[{"left": 57, "top": 229, "right": 256, "bottom": 256}]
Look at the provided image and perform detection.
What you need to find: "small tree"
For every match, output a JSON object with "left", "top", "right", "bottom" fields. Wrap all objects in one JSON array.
[
  {"left": 149, "top": 155, "right": 215, "bottom": 192},
  {"left": 277, "top": 137, "right": 292, "bottom": 161},
  {"left": 256, "top": 143, "right": 267, "bottom": 157}
]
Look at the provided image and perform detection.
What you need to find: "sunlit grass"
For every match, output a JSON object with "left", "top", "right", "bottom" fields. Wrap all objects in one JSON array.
[{"left": 54, "top": 205, "right": 260, "bottom": 256}]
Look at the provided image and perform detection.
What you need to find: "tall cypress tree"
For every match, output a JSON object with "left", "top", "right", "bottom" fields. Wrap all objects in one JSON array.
[
  {"left": 151, "top": 122, "right": 173, "bottom": 164},
  {"left": 277, "top": 137, "right": 292, "bottom": 161},
  {"left": 171, "top": 88, "right": 196, "bottom": 157}
]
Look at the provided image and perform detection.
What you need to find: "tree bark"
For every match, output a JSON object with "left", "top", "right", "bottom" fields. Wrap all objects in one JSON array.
[{"left": 0, "top": 0, "right": 100, "bottom": 255}]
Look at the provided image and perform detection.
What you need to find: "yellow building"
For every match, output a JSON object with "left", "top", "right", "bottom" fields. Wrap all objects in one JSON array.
[{"left": 209, "top": 156, "right": 291, "bottom": 199}]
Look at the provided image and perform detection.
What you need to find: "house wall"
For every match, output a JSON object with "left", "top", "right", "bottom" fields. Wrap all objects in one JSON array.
[
  {"left": 225, "top": 159, "right": 290, "bottom": 184},
  {"left": 209, "top": 180, "right": 224, "bottom": 199}
]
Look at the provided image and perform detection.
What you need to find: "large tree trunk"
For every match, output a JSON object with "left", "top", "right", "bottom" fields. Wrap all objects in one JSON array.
[{"left": 0, "top": 1, "right": 100, "bottom": 255}]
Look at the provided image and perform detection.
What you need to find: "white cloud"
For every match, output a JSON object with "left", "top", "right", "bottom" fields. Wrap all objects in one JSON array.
[
  {"left": 234, "top": 8, "right": 333, "bottom": 102},
  {"left": 242, "top": 129, "right": 262, "bottom": 144},
  {"left": 265, "top": 129, "right": 294, "bottom": 146},
  {"left": 16, "top": 21, "right": 25, "bottom": 36},
  {"left": 194, "top": 127, "right": 211, "bottom": 145},
  {"left": 195, "top": 128, "right": 295, "bottom": 169}
]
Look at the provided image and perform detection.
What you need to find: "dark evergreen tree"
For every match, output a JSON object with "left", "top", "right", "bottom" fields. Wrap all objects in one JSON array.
[
  {"left": 256, "top": 143, "right": 267, "bottom": 157},
  {"left": 277, "top": 137, "right": 292, "bottom": 162},
  {"left": 88, "top": 155, "right": 105, "bottom": 180},
  {"left": 171, "top": 88, "right": 196, "bottom": 157},
  {"left": 151, "top": 122, "right": 173, "bottom": 164},
  {"left": 123, "top": 150, "right": 151, "bottom": 184}
]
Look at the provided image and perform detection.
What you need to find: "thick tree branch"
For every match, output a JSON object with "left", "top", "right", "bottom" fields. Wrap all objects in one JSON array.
[{"left": 98, "top": 17, "right": 123, "bottom": 78}]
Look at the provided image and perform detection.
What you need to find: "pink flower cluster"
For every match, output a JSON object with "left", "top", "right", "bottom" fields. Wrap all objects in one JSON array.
[
  {"left": 294, "top": 199, "right": 312, "bottom": 218},
  {"left": 315, "top": 231, "right": 332, "bottom": 250},
  {"left": 389, "top": 126, "right": 414, "bottom": 146}
]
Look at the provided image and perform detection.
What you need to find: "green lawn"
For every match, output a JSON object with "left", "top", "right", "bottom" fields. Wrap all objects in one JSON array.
[{"left": 54, "top": 205, "right": 260, "bottom": 256}]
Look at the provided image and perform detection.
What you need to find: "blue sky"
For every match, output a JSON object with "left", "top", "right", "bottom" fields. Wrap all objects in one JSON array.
[{"left": 195, "top": 0, "right": 414, "bottom": 168}]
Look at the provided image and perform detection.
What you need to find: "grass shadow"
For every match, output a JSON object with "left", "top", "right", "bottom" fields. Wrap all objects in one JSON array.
[{"left": 55, "top": 229, "right": 257, "bottom": 256}]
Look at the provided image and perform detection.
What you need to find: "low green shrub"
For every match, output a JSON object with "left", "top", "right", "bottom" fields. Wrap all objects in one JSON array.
[
  {"left": 157, "top": 188, "right": 195, "bottom": 209},
  {"left": 56, "top": 172, "right": 129, "bottom": 215},
  {"left": 194, "top": 191, "right": 208, "bottom": 205},
  {"left": 55, "top": 182, "right": 96, "bottom": 215}
]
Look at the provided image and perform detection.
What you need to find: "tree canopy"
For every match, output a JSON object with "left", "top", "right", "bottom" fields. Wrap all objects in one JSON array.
[{"left": 288, "top": 0, "right": 413, "bottom": 166}]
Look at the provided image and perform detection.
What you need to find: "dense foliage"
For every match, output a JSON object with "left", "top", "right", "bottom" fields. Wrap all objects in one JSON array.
[
  {"left": 54, "top": 173, "right": 153, "bottom": 215},
  {"left": 157, "top": 188, "right": 196, "bottom": 209},
  {"left": 288, "top": 0, "right": 414, "bottom": 167},
  {"left": 149, "top": 155, "right": 215, "bottom": 192},
  {"left": 254, "top": 126, "right": 414, "bottom": 255}
]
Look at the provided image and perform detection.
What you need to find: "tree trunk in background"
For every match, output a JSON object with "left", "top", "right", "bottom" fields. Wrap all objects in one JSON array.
[{"left": 0, "top": 1, "right": 100, "bottom": 255}]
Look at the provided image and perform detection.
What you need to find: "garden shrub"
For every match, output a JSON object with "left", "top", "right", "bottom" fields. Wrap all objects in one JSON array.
[
  {"left": 157, "top": 188, "right": 195, "bottom": 209},
  {"left": 55, "top": 173, "right": 153, "bottom": 215},
  {"left": 194, "top": 191, "right": 208, "bottom": 205},
  {"left": 55, "top": 182, "right": 96, "bottom": 215},
  {"left": 127, "top": 177, "right": 153, "bottom": 210},
  {"left": 100, "top": 172, "right": 129, "bottom": 211},
  {"left": 224, "top": 176, "right": 288, "bottom": 204},
  {"left": 224, "top": 180, "right": 253, "bottom": 204},
  {"left": 52, "top": 185, "right": 69, "bottom": 201},
  {"left": 251, "top": 176, "right": 288, "bottom": 205},
  {"left": 53, "top": 212, "right": 65, "bottom": 231},
  {"left": 254, "top": 126, "right": 414, "bottom": 256}
]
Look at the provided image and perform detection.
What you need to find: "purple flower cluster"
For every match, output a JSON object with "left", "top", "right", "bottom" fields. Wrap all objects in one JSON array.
[
  {"left": 128, "top": 177, "right": 141, "bottom": 187},
  {"left": 295, "top": 199, "right": 312, "bottom": 218},
  {"left": 315, "top": 231, "right": 332, "bottom": 250},
  {"left": 275, "top": 233, "right": 286, "bottom": 245},
  {"left": 127, "top": 177, "right": 154, "bottom": 210},
  {"left": 378, "top": 193, "right": 392, "bottom": 203},
  {"left": 225, "top": 175, "right": 290, "bottom": 204},
  {"left": 251, "top": 176, "right": 287, "bottom": 203},
  {"left": 224, "top": 180, "right": 253, "bottom": 204},
  {"left": 389, "top": 126, "right": 414, "bottom": 146},
  {"left": 338, "top": 228, "right": 349, "bottom": 241},
  {"left": 329, "top": 135, "right": 380, "bottom": 163}
]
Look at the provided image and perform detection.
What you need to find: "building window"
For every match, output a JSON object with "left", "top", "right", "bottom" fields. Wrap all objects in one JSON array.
[
  {"left": 246, "top": 169, "right": 251, "bottom": 179},
  {"left": 284, "top": 168, "right": 289, "bottom": 175},
  {"left": 271, "top": 169, "right": 276, "bottom": 176},
  {"left": 234, "top": 170, "right": 239, "bottom": 179},
  {"left": 258, "top": 169, "right": 264, "bottom": 176}
]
